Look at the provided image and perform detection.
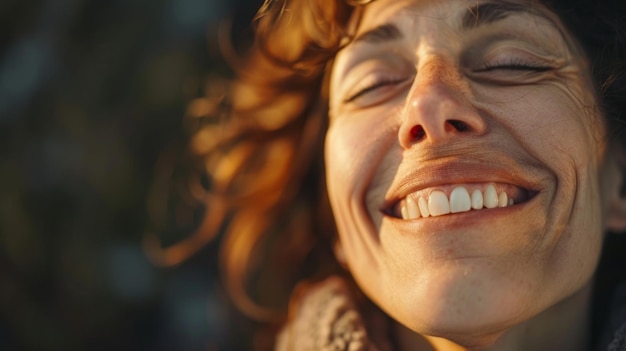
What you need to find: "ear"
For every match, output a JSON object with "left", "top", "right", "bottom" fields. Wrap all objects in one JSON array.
[{"left": 604, "top": 146, "right": 626, "bottom": 232}]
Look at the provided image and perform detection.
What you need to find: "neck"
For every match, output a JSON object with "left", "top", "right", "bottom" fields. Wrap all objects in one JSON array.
[{"left": 393, "top": 283, "right": 593, "bottom": 351}]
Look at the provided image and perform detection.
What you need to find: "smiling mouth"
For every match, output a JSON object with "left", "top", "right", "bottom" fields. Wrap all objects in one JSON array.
[{"left": 391, "top": 183, "right": 536, "bottom": 220}]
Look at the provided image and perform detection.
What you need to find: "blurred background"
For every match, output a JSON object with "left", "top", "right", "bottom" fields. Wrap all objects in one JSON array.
[{"left": 0, "top": 0, "right": 258, "bottom": 349}]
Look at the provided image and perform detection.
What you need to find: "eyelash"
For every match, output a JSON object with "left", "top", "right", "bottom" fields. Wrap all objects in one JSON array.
[
  {"left": 344, "top": 77, "right": 407, "bottom": 103},
  {"left": 475, "top": 58, "right": 552, "bottom": 72}
]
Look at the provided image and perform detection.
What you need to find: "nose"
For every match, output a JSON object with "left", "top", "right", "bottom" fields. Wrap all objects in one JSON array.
[{"left": 398, "top": 59, "right": 487, "bottom": 149}]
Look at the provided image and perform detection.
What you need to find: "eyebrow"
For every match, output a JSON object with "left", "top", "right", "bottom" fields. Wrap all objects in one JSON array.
[
  {"left": 352, "top": 23, "right": 403, "bottom": 45},
  {"left": 462, "top": 2, "right": 552, "bottom": 29},
  {"left": 351, "top": 1, "right": 555, "bottom": 46}
]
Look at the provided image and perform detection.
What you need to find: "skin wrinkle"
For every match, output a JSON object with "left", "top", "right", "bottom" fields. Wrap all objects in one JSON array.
[
  {"left": 556, "top": 73, "right": 605, "bottom": 157},
  {"left": 537, "top": 80, "right": 596, "bottom": 245},
  {"left": 542, "top": 148, "right": 576, "bottom": 257},
  {"left": 480, "top": 64, "right": 597, "bottom": 173},
  {"left": 343, "top": 178, "right": 382, "bottom": 272}
]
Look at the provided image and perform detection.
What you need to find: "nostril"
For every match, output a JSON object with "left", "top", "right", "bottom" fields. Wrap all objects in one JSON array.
[
  {"left": 410, "top": 125, "right": 426, "bottom": 141},
  {"left": 448, "top": 120, "right": 469, "bottom": 132}
]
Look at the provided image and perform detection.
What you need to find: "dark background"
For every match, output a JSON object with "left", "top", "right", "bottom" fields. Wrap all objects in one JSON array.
[{"left": 0, "top": 0, "right": 258, "bottom": 350}]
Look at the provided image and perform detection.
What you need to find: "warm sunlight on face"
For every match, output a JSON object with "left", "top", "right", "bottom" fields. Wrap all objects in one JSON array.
[{"left": 325, "top": 0, "right": 612, "bottom": 347}]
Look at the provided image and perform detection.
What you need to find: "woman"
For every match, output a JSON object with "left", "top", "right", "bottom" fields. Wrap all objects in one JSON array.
[{"left": 150, "top": 0, "right": 626, "bottom": 349}]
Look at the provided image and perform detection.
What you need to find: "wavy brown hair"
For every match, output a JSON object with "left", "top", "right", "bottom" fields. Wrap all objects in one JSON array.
[
  {"left": 146, "top": 0, "right": 626, "bottom": 340},
  {"left": 145, "top": 0, "right": 356, "bottom": 323}
]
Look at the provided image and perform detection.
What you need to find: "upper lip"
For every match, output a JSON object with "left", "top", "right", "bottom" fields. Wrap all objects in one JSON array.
[{"left": 381, "top": 156, "right": 546, "bottom": 213}]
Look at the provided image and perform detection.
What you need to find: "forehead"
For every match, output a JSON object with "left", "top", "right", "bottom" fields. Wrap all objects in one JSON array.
[
  {"left": 336, "top": 0, "right": 582, "bottom": 69},
  {"left": 351, "top": 0, "right": 565, "bottom": 38}
]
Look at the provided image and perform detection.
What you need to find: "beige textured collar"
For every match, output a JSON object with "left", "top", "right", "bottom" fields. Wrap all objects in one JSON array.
[{"left": 275, "top": 276, "right": 391, "bottom": 351}]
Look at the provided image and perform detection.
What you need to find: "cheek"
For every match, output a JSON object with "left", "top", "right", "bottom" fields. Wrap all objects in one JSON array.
[
  {"left": 324, "top": 110, "right": 398, "bottom": 197},
  {"left": 481, "top": 82, "right": 603, "bottom": 173},
  {"left": 324, "top": 122, "right": 362, "bottom": 198},
  {"left": 522, "top": 86, "right": 605, "bottom": 282},
  {"left": 324, "top": 111, "right": 400, "bottom": 269},
  {"left": 324, "top": 121, "right": 384, "bottom": 282},
  {"left": 477, "top": 82, "right": 606, "bottom": 275},
  {"left": 324, "top": 119, "right": 367, "bottom": 234}
]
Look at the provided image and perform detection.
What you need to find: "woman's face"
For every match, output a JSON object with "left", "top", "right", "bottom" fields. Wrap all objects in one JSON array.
[{"left": 325, "top": 0, "right": 616, "bottom": 344}]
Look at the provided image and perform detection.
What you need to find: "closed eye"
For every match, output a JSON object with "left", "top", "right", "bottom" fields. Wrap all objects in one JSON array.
[
  {"left": 468, "top": 57, "right": 557, "bottom": 85},
  {"left": 474, "top": 63, "right": 552, "bottom": 72},
  {"left": 344, "top": 78, "right": 407, "bottom": 103},
  {"left": 344, "top": 76, "right": 410, "bottom": 105}
]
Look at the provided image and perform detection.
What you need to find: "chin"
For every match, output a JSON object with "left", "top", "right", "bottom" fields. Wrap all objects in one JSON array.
[
  {"left": 392, "top": 269, "right": 529, "bottom": 329},
  {"left": 351, "top": 250, "right": 584, "bottom": 347}
]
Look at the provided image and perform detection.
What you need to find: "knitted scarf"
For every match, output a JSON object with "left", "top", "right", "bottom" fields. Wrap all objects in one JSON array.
[{"left": 275, "top": 276, "right": 626, "bottom": 351}]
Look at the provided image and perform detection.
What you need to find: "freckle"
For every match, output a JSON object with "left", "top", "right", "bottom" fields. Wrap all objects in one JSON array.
[{"left": 421, "top": 58, "right": 466, "bottom": 91}]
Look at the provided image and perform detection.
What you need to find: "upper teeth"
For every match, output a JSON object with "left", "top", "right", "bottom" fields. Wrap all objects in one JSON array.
[{"left": 399, "top": 184, "right": 514, "bottom": 220}]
